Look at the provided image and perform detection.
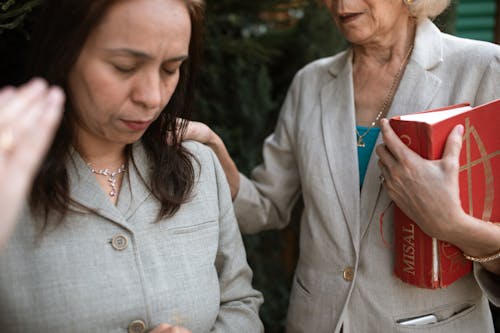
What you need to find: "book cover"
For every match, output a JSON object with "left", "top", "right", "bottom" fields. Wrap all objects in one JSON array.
[{"left": 389, "top": 99, "right": 500, "bottom": 289}]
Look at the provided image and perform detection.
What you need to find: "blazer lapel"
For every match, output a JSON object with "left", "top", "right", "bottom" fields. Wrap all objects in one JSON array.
[
  {"left": 117, "top": 143, "right": 153, "bottom": 221},
  {"left": 67, "top": 150, "right": 132, "bottom": 229},
  {"left": 67, "top": 144, "right": 161, "bottom": 228},
  {"left": 321, "top": 50, "right": 361, "bottom": 245},
  {"left": 359, "top": 19, "right": 444, "bottom": 239}
]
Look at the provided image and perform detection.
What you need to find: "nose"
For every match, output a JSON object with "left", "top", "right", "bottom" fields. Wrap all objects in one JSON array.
[{"left": 131, "top": 71, "right": 163, "bottom": 110}]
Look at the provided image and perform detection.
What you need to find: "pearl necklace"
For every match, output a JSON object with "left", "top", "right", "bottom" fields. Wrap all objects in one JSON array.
[
  {"left": 87, "top": 163, "right": 127, "bottom": 197},
  {"left": 356, "top": 44, "right": 414, "bottom": 148}
]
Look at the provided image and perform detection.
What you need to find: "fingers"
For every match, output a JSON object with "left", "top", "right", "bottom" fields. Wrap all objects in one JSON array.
[
  {"left": 379, "top": 118, "right": 404, "bottom": 158},
  {"left": 19, "top": 86, "right": 65, "bottom": 168},
  {"left": 376, "top": 118, "right": 413, "bottom": 187},
  {"left": 0, "top": 80, "right": 64, "bottom": 248},
  {"left": 375, "top": 143, "right": 396, "bottom": 170},
  {"left": 0, "top": 79, "right": 50, "bottom": 128},
  {"left": 442, "top": 124, "right": 464, "bottom": 163},
  {"left": 378, "top": 118, "right": 421, "bottom": 162},
  {"left": 183, "top": 120, "right": 212, "bottom": 143},
  {"left": 0, "top": 86, "right": 15, "bottom": 105},
  {"left": 376, "top": 119, "right": 400, "bottom": 173},
  {"left": 167, "top": 119, "right": 208, "bottom": 145},
  {"left": 0, "top": 80, "right": 65, "bottom": 185}
]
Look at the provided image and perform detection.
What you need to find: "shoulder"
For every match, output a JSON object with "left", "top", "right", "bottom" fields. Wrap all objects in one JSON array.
[
  {"left": 416, "top": 18, "right": 499, "bottom": 68},
  {"left": 441, "top": 32, "right": 500, "bottom": 62},
  {"left": 295, "top": 50, "right": 349, "bottom": 81},
  {"left": 437, "top": 33, "right": 500, "bottom": 88},
  {"left": 182, "top": 140, "right": 233, "bottom": 211},
  {"left": 285, "top": 49, "right": 350, "bottom": 97},
  {"left": 182, "top": 140, "right": 216, "bottom": 166},
  {"left": 182, "top": 140, "right": 223, "bottom": 182}
]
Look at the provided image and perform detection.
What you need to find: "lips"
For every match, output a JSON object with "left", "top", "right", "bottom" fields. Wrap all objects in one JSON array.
[
  {"left": 122, "top": 120, "right": 153, "bottom": 131},
  {"left": 339, "top": 12, "right": 362, "bottom": 23}
]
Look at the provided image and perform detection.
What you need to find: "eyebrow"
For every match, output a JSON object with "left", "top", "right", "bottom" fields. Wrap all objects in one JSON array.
[{"left": 104, "top": 48, "right": 188, "bottom": 62}]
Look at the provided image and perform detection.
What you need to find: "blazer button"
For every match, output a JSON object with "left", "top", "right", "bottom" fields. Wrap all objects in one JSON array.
[
  {"left": 111, "top": 234, "right": 129, "bottom": 251},
  {"left": 128, "top": 319, "right": 146, "bottom": 333},
  {"left": 343, "top": 267, "right": 354, "bottom": 281}
]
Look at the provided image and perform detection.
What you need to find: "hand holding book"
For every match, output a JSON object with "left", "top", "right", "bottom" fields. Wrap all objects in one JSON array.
[
  {"left": 377, "top": 119, "right": 464, "bottom": 234},
  {"left": 375, "top": 101, "right": 500, "bottom": 288}
]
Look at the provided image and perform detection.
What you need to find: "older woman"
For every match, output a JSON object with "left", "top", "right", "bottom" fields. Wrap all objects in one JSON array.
[
  {"left": 185, "top": 0, "right": 500, "bottom": 332},
  {"left": 0, "top": 0, "right": 263, "bottom": 332}
]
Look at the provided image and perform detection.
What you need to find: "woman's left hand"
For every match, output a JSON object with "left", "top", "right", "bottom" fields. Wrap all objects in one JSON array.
[
  {"left": 376, "top": 119, "right": 500, "bottom": 273},
  {"left": 375, "top": 118, "right": 465, "bottom": 241}
]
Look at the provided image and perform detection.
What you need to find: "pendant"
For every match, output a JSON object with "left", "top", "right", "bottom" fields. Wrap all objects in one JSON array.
[{"left": 357, "top": 136, "right": 366, "bottom": 148}]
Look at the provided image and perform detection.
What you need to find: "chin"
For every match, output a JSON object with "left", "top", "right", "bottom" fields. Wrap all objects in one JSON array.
[
  {"left": 118, "top": 134, "right": 144, "bottom": 146},
  {"left": 129, "top": 136, "right": 144, "bottom": 144},
  {"left": 340, "top": 29, "right": 371, "bottom": 45}
]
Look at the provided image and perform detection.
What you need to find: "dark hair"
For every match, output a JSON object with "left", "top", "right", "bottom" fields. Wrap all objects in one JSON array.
[{"left": 28, "top": 0, "right": 205, "bottom": 224}]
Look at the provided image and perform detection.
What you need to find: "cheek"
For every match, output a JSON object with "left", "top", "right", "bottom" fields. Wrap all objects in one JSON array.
[
  {"left": 69, "top": 70, "right": 128, "bottom": 127},
  {"left": 162, "top": 73, "right": 182, "bottom": 106},
  {"left": 70, "top": 64, "right": 117, "bottom": 109},
  {"left": 89, "top": 68, "right": 127, "bottom": 102}
]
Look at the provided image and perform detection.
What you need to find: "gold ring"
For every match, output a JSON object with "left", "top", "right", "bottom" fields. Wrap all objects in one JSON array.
[{"left": 0, "top": 128, "right": 14, "bottom": 153}]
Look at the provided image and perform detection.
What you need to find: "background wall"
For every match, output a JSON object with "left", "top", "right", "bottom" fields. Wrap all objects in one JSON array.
[{"left": 454, "top": 0, "right": 497, "bottom": 42}]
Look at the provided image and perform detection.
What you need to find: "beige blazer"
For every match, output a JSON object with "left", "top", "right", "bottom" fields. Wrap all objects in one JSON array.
[
  {"left": 0, "top": 142, "right": 263, "bottom": 332},
  {"left": 234, "top": 19, "right": 500, "bottom": 333}
]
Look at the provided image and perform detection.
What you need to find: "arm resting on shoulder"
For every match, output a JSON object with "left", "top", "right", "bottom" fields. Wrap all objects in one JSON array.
[
  {"left": 184, "top": 75, "right": 303, "bottom": 234},
  {"left": 182, "top": 124, "right": 300, "bottom": 234}
]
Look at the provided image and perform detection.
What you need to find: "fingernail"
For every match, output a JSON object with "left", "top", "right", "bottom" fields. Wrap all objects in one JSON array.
[{"left": 456, "top": 124, "right": 464, "bottom": 136}]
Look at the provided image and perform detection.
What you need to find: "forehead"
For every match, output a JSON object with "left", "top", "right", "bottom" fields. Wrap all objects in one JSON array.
[{"left": 88, "top": 0, "right": 191, "bottom": 55}]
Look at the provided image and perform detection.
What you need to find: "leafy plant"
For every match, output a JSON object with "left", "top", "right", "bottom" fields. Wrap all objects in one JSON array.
[{"left": 0, "top": 0, "right": 41, "bottom": 35}]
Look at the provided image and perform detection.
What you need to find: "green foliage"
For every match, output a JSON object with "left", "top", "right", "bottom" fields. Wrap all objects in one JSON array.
[{"left": 0, "top": 0, "right": 41, "bottom": 35}]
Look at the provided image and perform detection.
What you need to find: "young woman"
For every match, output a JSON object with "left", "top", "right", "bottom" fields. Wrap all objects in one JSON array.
[{"left": 0, "top": 1, "right": 263, "bottom": 332}]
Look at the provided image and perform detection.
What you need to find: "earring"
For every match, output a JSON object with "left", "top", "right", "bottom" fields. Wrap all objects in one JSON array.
[{"left": 404, "top": 0, "right": 413, "bottom": 4}]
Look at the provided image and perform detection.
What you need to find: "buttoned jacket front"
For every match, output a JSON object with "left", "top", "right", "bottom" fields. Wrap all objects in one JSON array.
[
  {"left": 234, "top": 19, "right": 500, "bottom": 333},
  {"left": 0, "top": 142, "right": 263, "bottom": 333}
]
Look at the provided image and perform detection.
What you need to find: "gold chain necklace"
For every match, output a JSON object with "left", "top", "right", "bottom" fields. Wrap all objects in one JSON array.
[
  {"left": 87, "top": 163, "right": 127, "bottom": 197},
  {"left": 356, "top": 44, "right": 414, "bottom": 148}
]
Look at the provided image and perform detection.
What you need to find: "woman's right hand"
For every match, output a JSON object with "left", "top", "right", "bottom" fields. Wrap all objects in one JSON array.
[
  {"left": 0, "top": 78, "right": 64, "bottom": 248},
  {"left": 183, "top": 120, "right": 240, "bottom": 200}
]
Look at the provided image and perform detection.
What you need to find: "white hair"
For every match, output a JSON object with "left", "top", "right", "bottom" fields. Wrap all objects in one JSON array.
[{"left": 406, "top": 0, "right": 451, "bottom": 20}]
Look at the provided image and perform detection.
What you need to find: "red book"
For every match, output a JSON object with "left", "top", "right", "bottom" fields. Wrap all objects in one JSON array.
[{"left": 390, "top": 99, "right": 500, "bottom": 289}]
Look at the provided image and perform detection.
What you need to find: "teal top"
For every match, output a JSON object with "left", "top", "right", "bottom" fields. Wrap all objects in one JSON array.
[{"left": 356, "top": 126, "right": 380, "bottom": 188}]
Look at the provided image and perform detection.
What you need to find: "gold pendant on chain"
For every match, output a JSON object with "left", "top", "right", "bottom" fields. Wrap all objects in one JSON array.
[{"left": 357, "top": 136, "right": 366, "bottom": 148}]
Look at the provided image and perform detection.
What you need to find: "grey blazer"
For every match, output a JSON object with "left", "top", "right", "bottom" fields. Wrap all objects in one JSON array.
[
  {"left": 0, "top": 142, "right": 263, "bottom": 333},
  {"left": 234, "top": 19, "right": 500, "bottom": 333}
]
